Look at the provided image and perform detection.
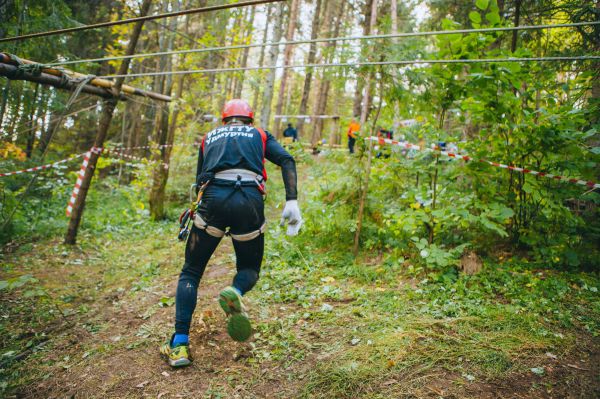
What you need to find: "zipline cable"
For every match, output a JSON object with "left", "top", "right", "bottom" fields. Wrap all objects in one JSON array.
[
  {"left": 46, "top": 21, "right": 600, "bottom": 68},
  {"left": 0, "top": 0, "right": 285, "bottom": 44},
  {"left": 98, "top": 56, "right": 600, "bottom": 79}
]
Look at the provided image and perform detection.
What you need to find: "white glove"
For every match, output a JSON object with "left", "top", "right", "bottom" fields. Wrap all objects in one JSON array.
[{"left": 280, "top": 200, "right": 302, "bottom": 236}]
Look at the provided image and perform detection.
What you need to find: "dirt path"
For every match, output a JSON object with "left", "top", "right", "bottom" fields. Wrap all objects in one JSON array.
[
  {"left": 9, "top": 238, "right": 311, "bottom": 399},
  {"left": 3, "top": 235, "right": 600, "bottom": 399}
]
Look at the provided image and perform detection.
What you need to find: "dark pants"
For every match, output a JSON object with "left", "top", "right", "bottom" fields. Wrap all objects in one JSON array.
[
  {"left": 175, "top": 182, "right": 265, "bottom": 335},
  {"left": 348, "top": 136, "right": 356, "bottom": 154}
]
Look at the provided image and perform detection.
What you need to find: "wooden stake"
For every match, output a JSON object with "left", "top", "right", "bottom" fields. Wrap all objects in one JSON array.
[
  {"left": 353, "top": 73, "right": 383, "bottom": 256},
  {"left": 0, "top": 53, "right": 171, "bottom": 102},
  {"left": 0, "top": 63, "right": 128, "bottom": 100}
]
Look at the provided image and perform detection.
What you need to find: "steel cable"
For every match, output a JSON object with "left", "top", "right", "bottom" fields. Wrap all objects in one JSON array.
[
  {"left": 0, "top": 0, "right": 285, "bottom": 43},
  {"left": 45, "top": 21, "right": 600, "bottom": 68},
  {"left": 98, "top": 56, "right": 600, "bottom": 79}
]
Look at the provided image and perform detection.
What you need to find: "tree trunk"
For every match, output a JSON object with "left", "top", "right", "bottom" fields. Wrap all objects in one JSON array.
[
  {"left": 273, "top": 0, "right": 299, "bottom": 137},
  {"left": 353, "top": 0, "right": 374, "bottom": 118},
  {"left": 233, "top": 6, "right": 256, "bottom": 98},
  {"left": 150, "top": 74, "right": 185, "bottom": 220},
  {"left": 258, "top": 3, "right": 284, "bottom": 129},
  {"left": 590, "top": 0, "right": 600, "bottom": 125},
  {"left": 391, "top": 0, "right": 401, "bottom": 133},
  {"left": 310, "top": 81, "right": 330, "bottom": 146},
  {"left": 360, "top": 0, "right": 378, "bottom": 126},
  {"left": 25, "top": 85, "right": 41, "bottom": 158},
  {"left": 7, "top": 84, "right": 22, "bottom": 139},
  {"left": 37, "top": 96, "right": 57, "bottom": 156},
  {"left": 65, "top": 0, "right": 153, "bottom": 245},
  {"left": 353, "top": 76, "right": 383, "bottom": 256},
  {"left": 251, "top": 5, "right": 273, "bottom": 111},
  {"left": 0, "top": 80, "right": 10, "bottom": 129},
  {"left": 511, "top": 0, "right": 522, "bottom": 52},
  {"left": 150, "top": 0, "right": 179, "bottom": 220},
  {"left": 311, "top": 0, "right": 345, "bottom": 146},
  {"left": 296, "top": 0, "right": 323, "bottom": 138}
]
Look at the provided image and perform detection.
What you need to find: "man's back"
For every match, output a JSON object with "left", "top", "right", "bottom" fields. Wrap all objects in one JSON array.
[{"left": 201, "top": 125, "right": 265, "bottom": 176}]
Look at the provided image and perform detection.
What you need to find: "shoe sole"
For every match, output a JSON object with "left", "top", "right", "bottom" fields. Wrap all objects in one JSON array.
[
  {"left": 219, "top": 289, "right": 242, "bottom": 315},
  {"left": 227, "top": 313, "right": 252, "bottom": 342},
  {"left": 169, "top": 357, "right": 191, "bottom": 367}
]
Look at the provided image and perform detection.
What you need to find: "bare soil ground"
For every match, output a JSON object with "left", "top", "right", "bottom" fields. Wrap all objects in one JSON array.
[{"left": 2, "top": 234, "right": 599, "bottom": 399}]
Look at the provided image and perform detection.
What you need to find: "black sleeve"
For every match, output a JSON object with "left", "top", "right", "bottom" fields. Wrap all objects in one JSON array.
[
  {"left": 195, "top": 142, "right": 204, "bottom": 186},
  {"left": 264, "top": 131, "right": 298, "bottom": 201}
]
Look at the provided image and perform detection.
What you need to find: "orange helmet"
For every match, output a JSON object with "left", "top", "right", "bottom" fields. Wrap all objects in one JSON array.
[{"left": 222, "top": 99, "right": 254, "bottom": 123}]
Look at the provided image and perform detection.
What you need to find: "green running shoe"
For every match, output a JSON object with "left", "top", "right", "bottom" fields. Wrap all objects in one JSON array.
[
  {"left": 219, "top": 286, "right": 252, "bottom": 342},
  {"left": 160, "top": 337, "right": 192, "bottom": 367}
]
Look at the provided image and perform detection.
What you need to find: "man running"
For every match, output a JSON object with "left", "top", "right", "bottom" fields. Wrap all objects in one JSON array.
[{"left": 161, "top": 99, "right": 302, "bottom": 367}]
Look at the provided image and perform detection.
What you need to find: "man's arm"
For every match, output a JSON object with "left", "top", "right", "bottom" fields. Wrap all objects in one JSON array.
[
  {"left": 195, "top": 137, "right": 205, "bottom": 186},
  {"left": 264, "top": 131, "right": 297, "bottom": 201}
]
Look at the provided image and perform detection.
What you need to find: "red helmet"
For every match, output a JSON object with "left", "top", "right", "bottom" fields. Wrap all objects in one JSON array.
[{"left": 221, "top": 99, "right": 254, "bottom": 123}]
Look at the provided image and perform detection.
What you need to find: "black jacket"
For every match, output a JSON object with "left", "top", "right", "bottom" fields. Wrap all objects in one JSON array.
[{"left": 197, "top": 124, "right": 298, "bottom": 200}]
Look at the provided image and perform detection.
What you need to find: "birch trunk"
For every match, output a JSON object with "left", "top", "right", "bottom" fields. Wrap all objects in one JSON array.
[
  {"left": 252, "top": 4, "right": 273, "bottom": 111},
  {"left": 360, "top": 0, "right": 378, "bottom": 126},
  {"left": 233, "top": 6, "right": 256, "bottom": 98},
  {"left": 273, "top": 0, "right": 299, "bottom": 137},
  {"left": 296, "top": 0, "right": 323, "bottom": 138},
  {"left": 353, "top": 0, "right": 374, "bottom": 118},
  {"left": 311, "top": 0, "right": 346, "bottom": 146},
  {"left": 258, "top": 3, "right": 284, "bottom": 129}
]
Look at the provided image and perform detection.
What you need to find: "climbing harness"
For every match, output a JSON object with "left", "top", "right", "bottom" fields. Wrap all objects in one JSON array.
[
  {"left": 177, "top": 182, "right": 207, "bottom": 241},
  {"left": 178, "top": 126, "right": 269, "bottom": 242},
  {"left": 190, "top": 169, "right": 267, "bottom": 241}
]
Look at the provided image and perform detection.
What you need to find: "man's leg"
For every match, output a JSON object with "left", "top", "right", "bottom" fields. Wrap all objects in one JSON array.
[
  {"left": 161, "top": 226, "right": 221, "bottom": 367},
  {"left": 175, "top": 226, "right": 222, "bottom": 336},
  {"left": 231, "top": 234, "right": 264, "bottom": 295},
  {"left": 218, "top": 234, "right": 264, "bottom": 342}
]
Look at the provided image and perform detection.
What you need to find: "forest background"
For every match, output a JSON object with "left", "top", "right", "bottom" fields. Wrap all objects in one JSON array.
[{"left": 0, "top": 0, "right": 599, "bottom": 398}]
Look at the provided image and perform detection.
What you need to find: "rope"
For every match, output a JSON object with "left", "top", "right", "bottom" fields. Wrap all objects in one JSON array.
[
  {"left": 98, "top": 56, "right": 600, "bottom": 79},
  {"left": 0, "top": 0, "right": 285, "bottom": 44},
  {"left": 3, "top": 53, "right": 45, "bottom": 78},
  {"left": 45, "top": 21, "right": 600, "bottom": 68}
]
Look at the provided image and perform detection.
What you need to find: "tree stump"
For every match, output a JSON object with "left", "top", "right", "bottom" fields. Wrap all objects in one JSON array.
[{"left": 460, "top": 251, "right": 482, "bottom": 275}]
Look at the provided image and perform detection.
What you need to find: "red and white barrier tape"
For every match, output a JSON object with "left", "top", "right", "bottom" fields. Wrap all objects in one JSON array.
[
  {"left": 65, "top": 146, "right": 171, "bottom": 216},
  {"left": 65, "top": 150, "right": 92, "bottom": 216},
  {"left": 110, "top": 144, "right": 175, "bottom": 151},
  {"left": 0, "top": 153, "right": 86, "bottom": 178},
  {"left": 97, "top": 147, "right": 169, "bottom": 169},
  {"left": 368, "top": 136, "right": 599, "bottom": 189}
]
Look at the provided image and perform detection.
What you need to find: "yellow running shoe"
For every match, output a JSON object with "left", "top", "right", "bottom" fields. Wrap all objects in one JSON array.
[{"left": 160, "top": 338, "right": 191, "bottom": 367}]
